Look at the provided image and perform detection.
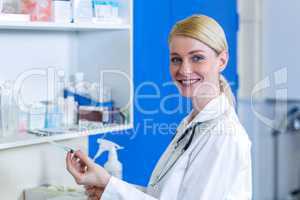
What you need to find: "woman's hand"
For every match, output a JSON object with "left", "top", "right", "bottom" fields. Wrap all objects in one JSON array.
[
  {"left": 85, "top": 185, "right": 104, "bottom": 200},
  {"left": 66, "top": 150, "right": 111, "bottom": 188}
]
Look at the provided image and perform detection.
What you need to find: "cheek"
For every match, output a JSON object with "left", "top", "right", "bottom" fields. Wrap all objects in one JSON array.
[
  {"left": 193, "top": 61, "right": 218, "bottom": 75},
  {"left": 169, "top": 65, "right": 177, "bottom": 79}
]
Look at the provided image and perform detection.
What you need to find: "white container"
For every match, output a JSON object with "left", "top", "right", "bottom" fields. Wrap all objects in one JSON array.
[
  {"left": 110, "top": 0, "right": 119, "bottom": 19},
  {"left": 53, "top": 0, "right": 71, "bottom": 23},
  {"left": 74, "top": 72, "right": 89, "bottom": 96},
  {"left": 65, "top": 96, "right": 77, "bottom": 127},
  {"left": 99, "top": 86, "right": 111, "bottom": 102},
  {"left": 0, "top": 13, "right": 30, "bottom": 21},
  {"left": 93, "top": 0, "right": 111, "bottom": 20},
  {"left": 28, "top": 102, "right": 46, "bottom": 130},
  {"left": 0, "top": 0, "right": 3, "bottom": 13},
  {"left": 0, "top": 81, "right": 19, "bottom": 136},
  {"left": 71, "top": 0, "right": 93, "bottom": 22}
]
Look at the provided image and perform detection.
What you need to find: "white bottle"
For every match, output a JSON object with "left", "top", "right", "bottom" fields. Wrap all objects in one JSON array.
[
  {"left": 56, "top": 70, "right": 65, "bottom": 100},
  {"left": 110, "top": 0, "right": 119, "bottom": 19},
  {"left": 74, "top": 72, "right": 89, "bottom": 96},
  {"left": 104, "top": 145, "right": 123, "bottom": 179},
  {"left": 65, "top": 96, "right": 78, "bottom": 127},
  {"left": 0, "top": 0, "right": 3, "bottom": 14},
  {"left": 28, "top": 102, "right": 46, "bottom": 130},
  {"left": 1, "top": 81, "right": 18, "bottom": 136},
  {"left": 93, "top": 138, "right": 124, "bottom": 179}
]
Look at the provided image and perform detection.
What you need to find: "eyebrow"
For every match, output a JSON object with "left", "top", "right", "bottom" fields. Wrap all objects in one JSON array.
[{"left": 170, "top": 50, "right": 205, "bottom": 56}]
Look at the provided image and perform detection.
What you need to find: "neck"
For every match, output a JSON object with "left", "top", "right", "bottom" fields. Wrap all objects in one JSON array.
[{"left": 188, "top": 90, "right": 221, "bottom": 124}]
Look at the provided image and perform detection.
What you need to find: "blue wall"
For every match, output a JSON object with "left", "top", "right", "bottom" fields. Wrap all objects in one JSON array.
[{"left": 89, "top": 0, "right": 239, "bottom": 186}]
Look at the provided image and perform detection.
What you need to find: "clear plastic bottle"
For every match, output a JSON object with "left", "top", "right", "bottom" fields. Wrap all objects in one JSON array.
[
  {"left": 1, "top": 81, "right": 18, "bottom": 136},
  {"left": 65, "top": 96, "right": 78, "bottom": 127},
  {"left": 110, "top": 0, "right": 119, "bottom": 19},
  {"left": 56, "top": 70, "right": 65, "bottom": 100},
  {"left": 74, "top": 72, "right": 89, "bottom": 96}
]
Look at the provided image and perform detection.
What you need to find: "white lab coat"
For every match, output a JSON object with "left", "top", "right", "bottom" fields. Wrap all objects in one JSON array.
[{"left": 101, "top": 93, "right": 252, "bottom": 200}]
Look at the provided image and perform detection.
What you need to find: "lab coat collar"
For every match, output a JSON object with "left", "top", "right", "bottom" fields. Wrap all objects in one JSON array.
[{"left": 183, "top": 92, "right": 231, "bottom": 128}]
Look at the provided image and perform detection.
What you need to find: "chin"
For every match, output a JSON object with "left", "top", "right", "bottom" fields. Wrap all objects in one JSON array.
[{"left": 178, "top": 87, "right": 194, "bottom": 97}]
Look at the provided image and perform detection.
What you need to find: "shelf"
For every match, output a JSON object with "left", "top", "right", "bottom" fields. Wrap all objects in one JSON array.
[
  {"left": 0, "top": 21, "right": 131, "bottom": 31},
  {"left": 0, "top": 124, "right": 132, "bottom": 150}
]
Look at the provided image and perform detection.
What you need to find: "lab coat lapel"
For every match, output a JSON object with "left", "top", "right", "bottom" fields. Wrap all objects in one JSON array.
[{"left": 149, "top": 93, "right": 230, "bottom": 186}]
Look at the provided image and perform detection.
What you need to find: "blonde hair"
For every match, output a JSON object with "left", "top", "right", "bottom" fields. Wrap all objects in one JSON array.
[{"left": 169, "top": 15, "right": 235, "bottom": 105}]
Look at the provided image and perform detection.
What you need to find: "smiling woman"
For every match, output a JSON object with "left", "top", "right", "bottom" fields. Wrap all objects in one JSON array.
[
  {"left": 168, "top": 15, "right": 235, "bottom": 121},
  {"left": 66, "top": 15, "right": 252, "bottom": 200}
]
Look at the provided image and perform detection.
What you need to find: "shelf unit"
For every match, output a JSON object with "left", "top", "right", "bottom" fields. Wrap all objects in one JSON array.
[
  {"left": 0, "top": 0, "right": 133, "bottom": 199},
  {"left": 0, "top": 21, "right": 131, "bottom": 31},
  {"left": 0, "top": 0, "right": 133, "bottom": 151},
  {"left": 0, "top": 124, "right": 132, "bottom": 150}
]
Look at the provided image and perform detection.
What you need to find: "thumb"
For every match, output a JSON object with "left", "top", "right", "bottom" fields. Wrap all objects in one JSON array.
[{"left": 74, "top": 150, "right": 94, "bottom": 168}]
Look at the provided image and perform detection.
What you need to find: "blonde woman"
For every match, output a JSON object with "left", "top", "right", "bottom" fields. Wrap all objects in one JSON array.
[{"left": 66, "top": 15, "right": 252, "bottom": 200}]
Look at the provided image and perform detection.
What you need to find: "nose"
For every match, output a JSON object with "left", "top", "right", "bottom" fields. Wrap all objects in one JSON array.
[{"left": 178, "top": 59, "right": 193, "bottom": 75}]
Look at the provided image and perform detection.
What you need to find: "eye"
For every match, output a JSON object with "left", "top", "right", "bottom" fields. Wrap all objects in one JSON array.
[
  {"left": 171, "top": 57, "right": 182, "bottom": 65},
  {"left": 191, "top": 55, "right": 205, "bottom": 63}
]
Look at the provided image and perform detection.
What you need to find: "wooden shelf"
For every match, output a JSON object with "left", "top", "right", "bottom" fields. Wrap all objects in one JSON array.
[
  {"left": 0, "top": 21, "right": 131, "bottom": 31},
  {"left": 0, "top": 124, "right": 132, "bottom": 150}
]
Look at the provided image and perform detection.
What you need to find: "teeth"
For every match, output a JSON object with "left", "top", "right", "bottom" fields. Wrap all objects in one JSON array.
[{"left": 181, "top": 79, "right": 199, "bottom": 86}]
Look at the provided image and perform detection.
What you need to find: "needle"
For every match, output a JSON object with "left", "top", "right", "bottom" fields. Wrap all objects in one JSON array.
[{"left": 48, "top": 141, "right": 74, "bottom": 153}]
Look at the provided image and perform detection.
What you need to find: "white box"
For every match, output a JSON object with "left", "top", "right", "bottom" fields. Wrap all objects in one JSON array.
[
  {"left": 53, "top": 0, "right": 71, "bottom": 23},
  {"left": 71, "top": 0, "right": 93, "bottom": 22},
  {"left": 0, "top": 13, "right": 30, "bottom": 21}
]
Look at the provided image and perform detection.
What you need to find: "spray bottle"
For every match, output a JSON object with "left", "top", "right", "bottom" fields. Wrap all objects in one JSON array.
[{"left": 93, "top": 138, "right": 124, "bottom": 179}]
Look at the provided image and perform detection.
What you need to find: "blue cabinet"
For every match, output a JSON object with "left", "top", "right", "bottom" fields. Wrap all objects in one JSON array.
[{"left": 89, "top": 0, "right": 239, "bottom": 186}]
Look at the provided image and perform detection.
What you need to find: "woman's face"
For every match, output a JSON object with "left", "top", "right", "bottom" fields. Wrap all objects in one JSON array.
[{"left": 169, "top": 36, "right": 228, "bottom": 98}]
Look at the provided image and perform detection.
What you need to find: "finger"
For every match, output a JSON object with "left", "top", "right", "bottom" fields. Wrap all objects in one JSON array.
[
  {"left": 66, "top": 152, "right": 83, "bottom": 182},
  {"left": 71, "top": 153, "right": 87, "bottom": 173},
  {"left": 88, "top": 194, "right": 99, "bottom": 200},
  {"left": 84, "top": 185, "right": 93, "bottom": 190},
  {"left": 74, "top": 150, "right": 94, "bottom": 168}
]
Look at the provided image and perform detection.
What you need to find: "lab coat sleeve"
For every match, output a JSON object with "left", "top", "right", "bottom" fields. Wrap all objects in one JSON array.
[
  {"left": 101, "top": 176, "right": 158, "bottom": 200},
  {"left": 177, "top": 130, "right": 252, "bottom": 200}
]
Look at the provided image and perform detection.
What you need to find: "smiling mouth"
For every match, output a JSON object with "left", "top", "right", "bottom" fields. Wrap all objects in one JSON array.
[{"left": 177, "top": 78, "right": 203, "bottom": 87}]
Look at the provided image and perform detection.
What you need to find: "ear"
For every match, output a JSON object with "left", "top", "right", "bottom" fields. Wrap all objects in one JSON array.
[{"left": 218, "top": 50, "right": 229, "bottom": 72}]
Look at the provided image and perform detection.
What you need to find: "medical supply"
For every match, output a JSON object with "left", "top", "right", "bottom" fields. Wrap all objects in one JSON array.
[
  {"left": 52, "top": 0, "right": 71, "bottom": 22},
  {"left": 111, "top": 107, "right": 125, "bottom": 124},
  {"left": 92, "top": 0, "right": 121, "bottom": 23},
  {"left": 74, "top": 72, "right": 89, "bottom": 96},
  {"left": 65, "top": 95, "right": 78, "bottom": 127},
  {"left": 79, "top": 106, "right": 102, "bottom": 122},
  {"left": 18, "top": 110, "right": 28, "bottom": 132},
  {"left": 0, "top": 0, "right": 3, "bottom": 13},
  {"left": 28, "top": 102, "right": 46, "bottom": 130},
  {"left": 93, "top": 0, "right": 111, "bottom": 20},
  {"left": 48, "top": 140, "right": 74, "bottom": 152},
  {"left": 123, "top": 107, "right": 130, "bottom": 124},
  {"left": 99, "top": 86, "right": 111, "bottom": 102},
  {"left": 0, "top": 13, "right": 30, "bottom": 21},
  {"left": 44, "top": 101, "right": 63, "bottom": 129},
  {"left": 0, "top": 81, "right": 18, "bottom": 136},
  {"left": 21, "top": 0, "right": 52, "bottom": 21},
  {"left": 71, "top": 0, "right": 93, "bottom": 22},
  {"left": 1, "top": 0, "right": 19, "bottom": 13},
  {"left": 110, "top": 0, "right": 118, "bottom": 19},
  {"left": 24, "top": 185, "right": 86, "bottom": 200},
  {"left": 93, "top": 138, "right": 123, "bottom": 179},
  {"left": 56, "top": 71, "right": 65, "bottom": 99}
]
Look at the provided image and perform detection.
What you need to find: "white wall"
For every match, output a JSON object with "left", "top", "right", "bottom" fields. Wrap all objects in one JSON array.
[
  {"left": 238, "top": 0, "right": 300, "bottom": 199},
  {"left": 237, "top": 0, "right": 262, "bottom": 99},
  {"left": 0, "top": 138, "right": 87, "bottom": 200},
  {"left": 238, "top": 0, "right": 300, "bottom": 100},
  {"left": 261, "top": 0, "right": 300, "bottom": 100}
]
